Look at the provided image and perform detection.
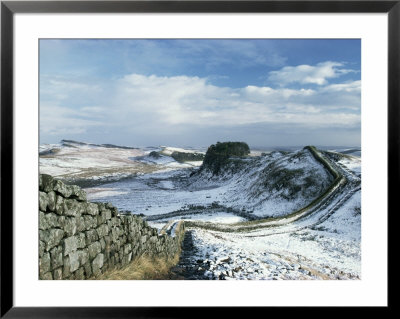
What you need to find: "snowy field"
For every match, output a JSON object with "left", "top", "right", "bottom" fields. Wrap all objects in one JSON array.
[
  {"left": 40, "top": 141, "right": 361, "bottom": 280},
  {"left": 39, "top": 141, "right": 201, "bottom": 185}
]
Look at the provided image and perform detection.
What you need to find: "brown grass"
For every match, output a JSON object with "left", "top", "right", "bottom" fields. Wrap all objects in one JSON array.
[{"left": 95, "top": 253, "right": 181, "bottom": 280}]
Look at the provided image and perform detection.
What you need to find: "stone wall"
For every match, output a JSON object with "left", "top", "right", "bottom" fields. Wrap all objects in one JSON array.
[{"left": 39, "top": 174, "right": 185, "bottom": 280}]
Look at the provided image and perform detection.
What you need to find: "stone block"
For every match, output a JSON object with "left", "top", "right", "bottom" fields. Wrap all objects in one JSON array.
[
  {"left": 39, "top": 240, "right": 45, "bottom": 258},
  {"left": 92, "top": 253, "right": 104, "bottom": 276},
  {"left": 64, "top": 217, "right": 78, "bottom": 236},
  {"left": 39, "top": 211, "right": 48, "bottom": 230},
  {"left": 47, "top": 191, "right": 57, "bottom": 212},
  {"left": 53, "top": 179, "right": 72, "bottom": 198},
  {"left": 39, "top": 253, "right": 51, "bottom": 275},
  {"left": 111, "top": 228, "right": 119, "bottom": 242},
  {"left": 74, "top": 267, "right": 85, "bottom": 280},
  {"left": 64, "top": 235, "right": 79, "bottom": 256},
  {"left": 84, "top": 215, "right": 97, "bottom": 230},
  {"left": 63, "top": 256, "right": 71, "bottom": 278},
  {"left": 50, "top": 245, "right": 63, "bottom": 269},
  {"left": 47, "top": 213, "right": 60, "bottom": 228},
  {"left": 88, "top": 241, "right": 101, "bottom": 259},
  {"left": 85, "top": 202, "right": 99, "bottom": 216},
  {"left": 40, "top": 174, "right": 54, "bottom": 193},
  {"left": 77, "top": 232, "right": 86, "bottom": 249},
  {"left": 100, "top": 238, "right": 106, "bottom": 250},
  {"left": 55, "top": 195, "right": 64, "bottom": 215},
  {"left": 64, "top": 199, "right": 83, "bottom": 217},
  {"left": 76, "top": 216, "right": 86, "bottom": 232},
  {"left": 68, "top": 251, "right": 80, "bottom": 273},
  {"left": 40, "top": 229, "right": 65, "bottom": 251},
  {"left": 39, "top": 212, "right": 60, "bottom": 230},
  {"left": 70, "top": 185, "right": 87, "bottom": 202},
  {"left": 83, "top": 262, "right": 92, "bottom": 278},
  {"left": 97, "top": 213, "right": 106, "bottom": 226},
  {"left": 79, "top": 248, "right": 89, "bottom": 265},
  {"left": 96, "top": 224, "right": 109, "bottom": 239},
  {"left": 100, "top": 208, "right": 112, "bottom": 221},
  {"left": 39, "top": 191, "right": 48, "bottom": 212},
  {"left": 40, "top": 272, "right": 53, "bottom": 280},
  {"left": 85, "top": 229, "right": 99, "bottom": 246},
  {"left": 53, "top": 267, "right": 63, "bottom": 280}
]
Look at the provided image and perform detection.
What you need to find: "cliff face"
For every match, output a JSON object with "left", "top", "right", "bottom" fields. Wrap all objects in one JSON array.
[
  {"left": 200, "top": 141, "right": 250, "bottom": 175},
  {"left": 38, "top": 174, "right": 185, "bottom": 280}
]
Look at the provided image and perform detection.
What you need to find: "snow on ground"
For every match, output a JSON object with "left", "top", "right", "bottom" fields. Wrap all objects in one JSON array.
[
  {"left": 160, "top": 146, "right": 206, "bottom": 156},
  {"left": 184, "top": 225, "right": 359, "bottom": 280},
  {"left": 40, "top": 141, "right": 361, "bottom": 280},
  {"left": 328, "top": 148, "right": 361, "bottom": 158},
  {"left": 85, "top": 170, "right": 220, "bottom": 215},
  {"left": 84, "top": 187, "right": 130, "bottom": 200},
  {"left": 316, "top": 190, "right": 361, "bottom": 241},
  {"left": 132, "top": 152, "right": 203, "bottom": 170},
  {"left": 184, "top": 161, "right": 203, "bottom": 167},
  {"left": 40, "top": 141, "right": 147, "bottom": 180},
  {"left": 173, "top": 186, "right": 361, "bottom": 280},
  {"left": 186, "top": 148, "right": 333, "bottom": 218},
  {"left": 338, "top": 156, "right": 361, "bottom": 176},
  {"left": 148, "top": 212, "right": 245, "bottom": 227},
  {"left": 40, "top": 140, "right": 204, "bottom": 184},
  {"left": 180, "top": 212, "right": 245, "bottom": 224},
  {"left": 132, "top": 153, "right": 176, "bottom": 165},
  {"left": 179, "top": 188, "right": 361, "bottom": 280}
]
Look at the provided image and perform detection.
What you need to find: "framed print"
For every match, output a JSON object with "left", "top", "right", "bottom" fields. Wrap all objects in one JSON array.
[{"left": 1, "top": 0, "right": 396, "bottom": 316}]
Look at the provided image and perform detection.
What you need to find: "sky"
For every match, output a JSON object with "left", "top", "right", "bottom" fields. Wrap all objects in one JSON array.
[{"left": 40, "top": 39, "right": 361, "bottom": 149}]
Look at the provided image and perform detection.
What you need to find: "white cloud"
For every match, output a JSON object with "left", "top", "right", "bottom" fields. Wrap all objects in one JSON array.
[
  {"left": 40, "top": 105, "right": 106, "bottom": 136},
  {"left": 40, "top": 72, "right": 361, "bottom": 143},
  {"left": 268, "top": 61, "right": 356, "bottom": 86},
  {"left": 109, "top": 73, "right": 360, "bottom": 127},
  {"left": 322, "top": 80, "right": 361, "bottom": 92}
]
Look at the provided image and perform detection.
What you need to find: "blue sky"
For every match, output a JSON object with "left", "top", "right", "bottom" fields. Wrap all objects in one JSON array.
[{"left": 40, "top": 39, "right": 361, "bottom": 148}]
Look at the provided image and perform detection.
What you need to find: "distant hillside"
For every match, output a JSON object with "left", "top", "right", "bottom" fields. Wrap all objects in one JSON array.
[{"left": 188, "top": 146, "right": 334, "bottom": 218}]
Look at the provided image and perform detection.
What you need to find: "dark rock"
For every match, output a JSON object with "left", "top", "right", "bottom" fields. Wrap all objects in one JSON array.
[
  {"left": 149, "top": 151, "right": 161, "bottom": 158},
  {"left": 200, "top": 141, "right": 250, "bottom": 175},
  {"left": 40, "top": 174, "right": 54, "bottom": 193}
]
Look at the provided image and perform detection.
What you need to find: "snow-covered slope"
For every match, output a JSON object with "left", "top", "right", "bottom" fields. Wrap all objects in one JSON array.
[
  {"left": 187, "top": 148, "right": 334, "bottom": 218},
  {"left": 39, "top": 141, "right": 362, "bottom": 280},
  {"left": 39, "top": 140, "right": 202, "bottom": 186}
]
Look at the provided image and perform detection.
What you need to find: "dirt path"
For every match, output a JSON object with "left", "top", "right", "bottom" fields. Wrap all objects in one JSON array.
[{"left": 169, "top": 231, "right": 212, "bottom": 279}]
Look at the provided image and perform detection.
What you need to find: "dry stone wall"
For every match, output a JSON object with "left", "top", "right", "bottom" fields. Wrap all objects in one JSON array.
[{"left": 39, "top": 174, "right": 185, "bottom": 280}]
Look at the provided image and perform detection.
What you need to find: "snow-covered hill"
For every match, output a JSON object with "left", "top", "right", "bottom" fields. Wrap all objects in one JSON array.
[
  {"left": 39, "top": 140, "right": 202, "bottom": 187},
  {"left": 187, "top": 148, "right": 334, "bottom": 218},
  {"left": 39, "top": 140, "right": 361, "bottom": 280}
]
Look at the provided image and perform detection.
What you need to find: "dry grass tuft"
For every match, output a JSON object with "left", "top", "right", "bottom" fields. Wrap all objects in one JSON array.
[{"left": 95, "top": 253, "right": 181, "bottom": 280}]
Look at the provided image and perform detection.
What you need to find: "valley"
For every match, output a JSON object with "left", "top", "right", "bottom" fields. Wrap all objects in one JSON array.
[{"left": 39, "top": 140, "right": 361, "bottom": 280}]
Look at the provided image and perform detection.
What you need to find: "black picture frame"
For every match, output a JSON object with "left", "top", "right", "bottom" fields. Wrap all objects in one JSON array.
[{"left": 1, "top": 0, "right": 396, "bottom": 317}]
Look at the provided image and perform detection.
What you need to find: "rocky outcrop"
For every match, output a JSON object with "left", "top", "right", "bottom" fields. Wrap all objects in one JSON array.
[
  {"left": 170, "top": 151, "right": 205, "bottom": 163},
  {"left": 200, "top": 141, "right": 250, "bottom": 175},
  {"left": 39, "top": 174, "right": 185, "bottom": 280}
]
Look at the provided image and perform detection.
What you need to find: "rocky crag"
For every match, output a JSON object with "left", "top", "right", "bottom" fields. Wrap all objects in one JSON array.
[{"left": 39, "top": 174, "right": 185, "bottom": 280}]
